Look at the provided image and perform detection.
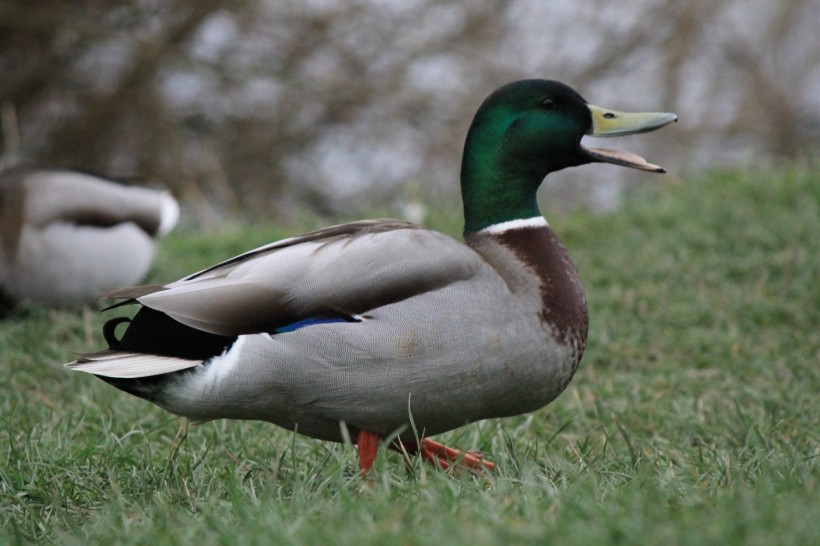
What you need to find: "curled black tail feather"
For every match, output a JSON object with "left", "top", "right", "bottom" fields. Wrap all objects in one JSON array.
[{"left": 103, "top": 317, "right": 132, "bottom": 349}]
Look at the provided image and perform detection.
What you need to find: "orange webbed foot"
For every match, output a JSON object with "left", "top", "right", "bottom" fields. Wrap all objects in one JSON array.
[
  {"left": 419, "top": 438, "right": 495, "bottom": 472},
  {"left": 358, "top": 432, "right": 495, "bottom": 475}
]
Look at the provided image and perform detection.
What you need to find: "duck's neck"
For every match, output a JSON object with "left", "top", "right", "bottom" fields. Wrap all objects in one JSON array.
[{"left": 460, "top": 152, "right": 545, "bottom": 234}]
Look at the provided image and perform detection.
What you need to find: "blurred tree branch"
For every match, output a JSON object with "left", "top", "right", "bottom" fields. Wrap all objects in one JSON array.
[{"left": 0, "top": 0, "right": 816, "bottom": 224}]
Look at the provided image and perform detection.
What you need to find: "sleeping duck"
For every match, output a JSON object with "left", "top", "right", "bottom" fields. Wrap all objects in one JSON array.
[
  {"left": 0, "top": 168, "right": 178, "bottom": 313},
  {"left": 68, "top": 80, "right": 676, "bottom": 473}
]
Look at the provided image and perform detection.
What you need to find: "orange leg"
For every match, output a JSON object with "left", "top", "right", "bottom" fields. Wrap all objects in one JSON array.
[
  {"left": 419, "top": 438, "right": 495, "bottom": 471},
  {"left": 357, "top": 430, "right": 380, "bottom": 474},
  {"left": 358, "top": 432, "right": 495, "bottom": 474}
]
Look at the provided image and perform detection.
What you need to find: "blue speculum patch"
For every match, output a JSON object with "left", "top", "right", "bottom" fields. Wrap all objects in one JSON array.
[{"left": 274, "top": 316, "right": 353, "bottom": 333}]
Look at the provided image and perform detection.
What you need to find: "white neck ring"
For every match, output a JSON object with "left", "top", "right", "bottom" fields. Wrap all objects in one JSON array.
[{"left": 479, "top": 216, "right": 548, "bottom": 235}]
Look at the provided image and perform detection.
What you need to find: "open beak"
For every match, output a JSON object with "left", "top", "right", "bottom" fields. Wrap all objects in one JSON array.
[{"left": 584, "top": 104, "right": 677, "bottom": 173}]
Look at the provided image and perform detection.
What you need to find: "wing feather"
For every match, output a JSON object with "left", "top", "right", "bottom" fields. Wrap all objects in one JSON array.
[{"left": 135, "top": 220, "right": 483, "bottom": 336}]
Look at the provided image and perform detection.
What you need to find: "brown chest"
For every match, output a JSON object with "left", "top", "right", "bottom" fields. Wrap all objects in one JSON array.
[{"left": 468, "top": 225, "right": 589, "bottom": 368}]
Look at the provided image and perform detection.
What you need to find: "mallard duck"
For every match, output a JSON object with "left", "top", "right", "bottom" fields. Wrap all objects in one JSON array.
[
  {"left": 0, "top": 168, "right": 178, "bottom": 313},
  {"left": 68, "top": 80, "right": 676, "bottom": 473}
]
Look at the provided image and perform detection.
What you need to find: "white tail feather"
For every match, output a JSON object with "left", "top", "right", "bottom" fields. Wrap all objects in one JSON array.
[{"left": 67, "top": 351, "right": 201, "bottom": 379}]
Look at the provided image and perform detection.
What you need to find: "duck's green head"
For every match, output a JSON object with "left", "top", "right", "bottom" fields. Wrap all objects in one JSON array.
[{"left": 461, "top": 79, "right": 677, "bottom": 233}]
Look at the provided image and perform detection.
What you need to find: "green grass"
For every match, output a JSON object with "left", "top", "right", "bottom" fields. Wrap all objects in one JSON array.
[{"left": 1, "top": 166, "right": 818, "bottom": 545}]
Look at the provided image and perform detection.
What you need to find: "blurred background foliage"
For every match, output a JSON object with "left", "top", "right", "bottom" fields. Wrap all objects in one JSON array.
[{"left": 1, "top": 0, "right": 817, "bottom": 226}]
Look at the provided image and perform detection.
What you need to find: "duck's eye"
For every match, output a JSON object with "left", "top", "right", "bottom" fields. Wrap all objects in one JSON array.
[
  {"left": 540, "top": 98, "right": 557, "bottom": 110},
  {"left": 603, "top": 112, "right": 617, "bottom": 119}
]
